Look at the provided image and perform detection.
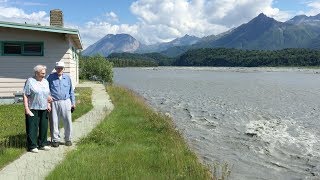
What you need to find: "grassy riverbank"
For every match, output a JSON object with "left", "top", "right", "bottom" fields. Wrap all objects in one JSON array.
[
  {"left": 46, "top": 85, "right": 211, "bottom": 179},
  {"left": 0, "top": 87, "right": 93, "bottom": 169}
]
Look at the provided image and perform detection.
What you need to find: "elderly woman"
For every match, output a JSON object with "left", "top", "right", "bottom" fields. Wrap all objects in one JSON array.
[{"left": 23, "top": 65, "right": 51, "bottom": 153}]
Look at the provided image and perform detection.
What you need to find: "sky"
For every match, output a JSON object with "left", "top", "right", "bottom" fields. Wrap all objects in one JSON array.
[{"left": 0, "top": 0, "right": 320, "bottom": 49}]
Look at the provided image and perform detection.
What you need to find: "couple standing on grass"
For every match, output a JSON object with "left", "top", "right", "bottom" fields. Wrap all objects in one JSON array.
[{"left": 23, "top": 62, "right": 76, "bottom": 153}]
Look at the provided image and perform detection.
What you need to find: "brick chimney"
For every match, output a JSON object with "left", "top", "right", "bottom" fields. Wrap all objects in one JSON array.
[{"left": 50, "top": 9, "right": 63, "bottom": 27}]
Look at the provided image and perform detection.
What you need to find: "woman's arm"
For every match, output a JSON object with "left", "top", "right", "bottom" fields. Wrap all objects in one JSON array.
[{"left": 23, "top": 94, "right": 31, "bottom": 115}]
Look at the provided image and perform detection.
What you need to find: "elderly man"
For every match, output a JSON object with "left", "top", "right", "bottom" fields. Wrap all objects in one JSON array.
[{"left": 47, "top": 62, "right": 75, "bottom": 147}]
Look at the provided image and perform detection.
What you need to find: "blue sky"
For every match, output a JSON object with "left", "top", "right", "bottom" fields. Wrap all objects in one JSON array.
[{"left": 0, "top": 0, "right": 320, "bottom": 49}]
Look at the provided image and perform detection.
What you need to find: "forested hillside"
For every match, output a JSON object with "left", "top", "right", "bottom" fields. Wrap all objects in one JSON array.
[{"left": 174, "top": 48, "right": 320, "bottom": 67}]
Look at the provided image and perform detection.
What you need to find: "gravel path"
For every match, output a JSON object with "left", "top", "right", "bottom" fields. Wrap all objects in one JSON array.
[{"left": 0, "top": 82, "right": 114, "bottom": 180}]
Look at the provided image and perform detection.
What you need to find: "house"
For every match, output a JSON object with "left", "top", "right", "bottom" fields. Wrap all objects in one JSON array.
[{"left": 0, "top": 9, "right": 82, "bottom": 103}]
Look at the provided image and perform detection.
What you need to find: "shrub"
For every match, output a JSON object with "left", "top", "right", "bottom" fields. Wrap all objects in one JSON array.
[{"left": 79, "top": 54, "right": 113, "bottom": 83}]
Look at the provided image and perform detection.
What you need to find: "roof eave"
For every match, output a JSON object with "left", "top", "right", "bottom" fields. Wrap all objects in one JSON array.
[{"left": 0, "top": 21, "right": 83, "bottom": 49}]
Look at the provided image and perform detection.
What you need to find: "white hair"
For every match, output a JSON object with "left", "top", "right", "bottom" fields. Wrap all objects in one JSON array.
[{"left": 33, "top": 65, "right": 47, "bottom": 74}]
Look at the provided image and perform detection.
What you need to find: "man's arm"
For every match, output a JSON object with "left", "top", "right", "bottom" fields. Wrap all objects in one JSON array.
[
  {"left": 46, "top": 74, "right": 53, "bottom": 102},
  {"left": 69, "top": 77, "right": 76, "bottom": 107}
]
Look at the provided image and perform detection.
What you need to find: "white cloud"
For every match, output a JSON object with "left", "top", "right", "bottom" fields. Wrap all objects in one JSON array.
[
  {"left": 105, "top": 11, "right": 119, "bottom": 23},
  {"left": 0, "top": 1, "right": 49, "bottom": 25},
  {"left": 305, "top": 0, "right": 320, "bottom": 16},
  {"left": 126, "top": 0, "right": 292, "bottom": 42},
  {"left": 16, "top": 2, "right": 47, "bottom": 6},
  {"left": 0, "top": 0, "right": 313, "bottom": 49}
]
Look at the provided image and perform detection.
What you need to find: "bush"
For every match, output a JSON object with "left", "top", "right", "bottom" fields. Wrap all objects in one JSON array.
[{"left": 79, "top": 54, "right": 113, "bottom": 83}]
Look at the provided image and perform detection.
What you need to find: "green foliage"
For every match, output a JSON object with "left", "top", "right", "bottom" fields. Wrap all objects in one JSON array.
[
  {"left": 160, "top": 45, "right": 192, "bottom": 58},
  {"left": 108, "top": 58, "right": 157, "bottom": 67},
  {"left": 46, "top": 86, "right": 212, "bottom": 180},
  {"left": 174, "top": 48, "right": 320, "bottom": 67},
  {"left": 86, "top": 48, "right": 320, "bottom": 67},
  {"left": 79, "top": 55, "right": 113, "bottom": 83},
  {"left": 108, "top": 52, "right": 174, "bottom": 66}
]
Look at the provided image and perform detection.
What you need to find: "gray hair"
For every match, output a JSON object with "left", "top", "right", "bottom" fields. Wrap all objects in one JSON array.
[{"left": 33, "top": 65, "right": 47, "bottom": 74}]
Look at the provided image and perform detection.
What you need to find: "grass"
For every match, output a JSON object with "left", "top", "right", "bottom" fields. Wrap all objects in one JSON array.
[
  {"left": 71, "top": 87, "right": 93, "bottom": 120},
  {"left": 0, "top": 87, "right": 93, "bottom": 170},
  {"left": 0, "top": 104, "right": 25, "bottom": 169},
  {"left": 46, "top": 85, "right": 212, "bottom": 180}
]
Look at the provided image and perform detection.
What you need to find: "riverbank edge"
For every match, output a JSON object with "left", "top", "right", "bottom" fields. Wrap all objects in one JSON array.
[{"left": 46, "top": 85, "right": 213, "bottom": 179}]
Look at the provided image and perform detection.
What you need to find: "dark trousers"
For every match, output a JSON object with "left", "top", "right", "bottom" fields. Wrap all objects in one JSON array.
[{"left": 25, "top": 109, "right": 48, "bottom": 150}]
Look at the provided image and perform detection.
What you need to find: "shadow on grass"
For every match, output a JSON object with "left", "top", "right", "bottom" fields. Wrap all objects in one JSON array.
[{"left": 0, "top": 134, "right": 26, "bottom": 154}]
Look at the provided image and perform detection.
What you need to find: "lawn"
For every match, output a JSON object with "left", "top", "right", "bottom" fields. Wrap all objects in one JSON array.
[
  {"left": 0, "top": 87, "right": 93, "bottom": 169},
  {"left": 46, "top": 86, "right": 212, "bottom": 179}
]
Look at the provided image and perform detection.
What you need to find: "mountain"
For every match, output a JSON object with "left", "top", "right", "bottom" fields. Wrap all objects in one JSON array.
[
  {"left": 83, "top": 13, "right": 320, "bottom": 57},
  {"left": 207, "top": 13, "right": 282, "bottom": 49},
  {"left": 286, "top": 14, "right": 320, "bottom": 26},
  {"left": 168, "top": 34, "right": 200, "bottom": 46},
  {"left": 82, "top": 34, "right": 141, "bottom": 57},
  {"left": 84, "top": 34, "right": 200, "bottom": 57},
  {"left": 137, "top": 34, "right": 200, "bottom": 53},
  {"left": 161, "top": 30, "right": 236, "bottom": 57},
  {"left": 160, "top": 45, "right": 191, "bottom": 57},
  {"left": 199, "top": 13, "right": 320, "bottom": 50}
]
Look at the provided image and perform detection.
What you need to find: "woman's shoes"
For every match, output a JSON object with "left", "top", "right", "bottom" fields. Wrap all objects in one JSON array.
[
  {"left": 30, "top": 146, "right": 50, "bottom": 153},
  {"left": 39, "top": 146, "right": 51, "bottom": 151},
  {"left": 30, "top": 148, "right": 39, "bottom": 153}
]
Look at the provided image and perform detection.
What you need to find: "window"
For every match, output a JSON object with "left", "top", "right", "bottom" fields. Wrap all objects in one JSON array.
[
  {"left": 1, "top": 42, "right": 43, "bottom": 56},
  {"left": 23, "top": 43, "right": 42, "bottom": 55},
  {"left": 4, "top": 43, "right": 21, "bottom": 55}
]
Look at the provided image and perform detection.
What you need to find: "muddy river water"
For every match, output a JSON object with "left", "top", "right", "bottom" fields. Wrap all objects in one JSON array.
[{"left": 114, "top": 67, "right": 320, "bottom": 179}]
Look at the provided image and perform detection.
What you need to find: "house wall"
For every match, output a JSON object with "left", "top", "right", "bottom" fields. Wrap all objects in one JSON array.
[{"left": 0, "top": 27, "right": 78, "bottom": 99}]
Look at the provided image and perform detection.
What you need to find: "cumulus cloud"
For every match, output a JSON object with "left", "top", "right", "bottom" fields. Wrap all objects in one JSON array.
[
  {"left": 121, "top": 0, "right": 292, "bottom": 43},
  {"left": 0, "top": 0, "right": 49, "bottom": 25},
  {"left": 92, "top": 11, "right": 119, "bottom": 23},
  {"left": 105, "top": 11, "right": 119, "bottom": 22},
  {"left": 203, "top": 0, "right": 293, "bottom": 24},
  {"left": 77, "top": 0, "right": 296, "bottom": 47},
  {"left": 130, "top": 0, "right": 229, "bottom": 40},
  {"left": 305, "top": 0, "right": 320, "bottom": 16},
  {"left": 0, "top": 0, "right": 312, "bottom": 48}
]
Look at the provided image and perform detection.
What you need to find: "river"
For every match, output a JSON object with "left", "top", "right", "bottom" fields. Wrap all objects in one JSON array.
[{"left": 114, "top": 67, "right": 320, "bottom": 179}]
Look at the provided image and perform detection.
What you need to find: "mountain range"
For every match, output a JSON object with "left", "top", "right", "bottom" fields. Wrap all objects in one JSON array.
[{"left": 82, "top": 13, "right": 320, "bottom": 57}]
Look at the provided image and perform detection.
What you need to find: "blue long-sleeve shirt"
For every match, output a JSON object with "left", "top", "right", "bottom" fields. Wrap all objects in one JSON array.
[{"left": 47, "top": 73, "right": 75, "bottom": 105}]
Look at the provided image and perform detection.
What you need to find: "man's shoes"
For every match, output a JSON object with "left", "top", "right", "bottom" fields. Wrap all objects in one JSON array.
[
  {"left": 65, "top": 141, "right": 72, "bottom": 146},
  {"left": 30, "top": 148, "right": 39, "bottom": 153},
  {"left": 39, "top": 146, "right": 50, "bottom": 151},
  {"left": 52, "top": 142, "right": 60, "bottom": 147}
]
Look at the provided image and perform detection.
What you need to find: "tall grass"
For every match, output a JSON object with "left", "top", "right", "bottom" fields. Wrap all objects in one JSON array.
[
  {"left": 46, "top": 86, "right": 212, "bottom": 179},
  {"left": 0, "top": 87, "right": 92, "bottom": 169},
  {"left": 0, "top": 104, "right": 25, "bottom": 169}
]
